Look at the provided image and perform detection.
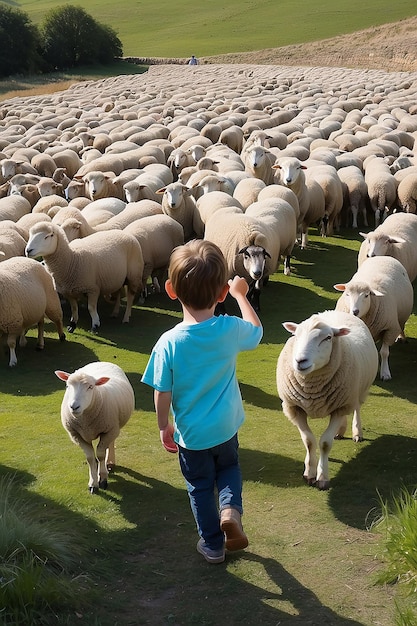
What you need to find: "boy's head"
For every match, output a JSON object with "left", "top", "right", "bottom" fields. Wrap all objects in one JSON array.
[{"left": 167, "top": 239, "right": 228, "bottom": 309}]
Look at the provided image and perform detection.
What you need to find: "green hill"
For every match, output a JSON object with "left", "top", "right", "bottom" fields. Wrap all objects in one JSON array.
[{"left": 17, "top": 0, "right": 417, "bottom": 58}]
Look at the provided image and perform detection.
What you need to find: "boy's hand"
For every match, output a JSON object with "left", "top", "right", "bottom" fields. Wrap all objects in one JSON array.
[
  {"left": 160, "top": 423, "right": 178, "bottom": 453},
  {"left": 228, "top": 276, "right": 249, "bottom": 299}
]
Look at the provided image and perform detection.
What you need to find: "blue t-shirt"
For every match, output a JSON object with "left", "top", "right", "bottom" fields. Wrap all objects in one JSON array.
[{"left": 141, "top": 315, "right": 263, "bottom": 450}]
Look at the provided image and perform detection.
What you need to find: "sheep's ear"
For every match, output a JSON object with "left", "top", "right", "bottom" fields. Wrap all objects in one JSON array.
[
  {"left": 272, "top": 163, "right": 281, "bottom": 169},
  {"left": 359, "top": 231, "right": 371, "bottom": 239},
  {"left": 155, "top": 186, "right": 166, "bottom": 194},
  {"left": 333, "top": 327, "right": 350, "bottom": 337},
  {"left": 95, "top": 377, "right": 110, "bottom": 386},
  {"left": 239, "top": 246, "right": 249, "bottom": 254},
  {"left": 387, "top": 236, "right": 406, "bottom": 244},
  {"left": 55, "top": 370, "right": 70, "bottom": 381},
  {"left": 371, "top": 289, "right": 384, "bottom": 297},
  {"left": 300, "top": 164, "right": 307, "bottom": 170},
  {"left": 333, "top": 283, "right": 346, "bottom": 292},
  {"left": 282, "top": 321, "right": 298, "bottom": 334}
]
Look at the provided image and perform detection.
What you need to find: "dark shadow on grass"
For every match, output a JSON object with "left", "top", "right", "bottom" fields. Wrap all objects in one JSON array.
[
  {"left": 239, "top": 447, "right": 305, "bottom": 489},
  {"left": 328, "top": 434, "right": 417, "bottom": 529}
]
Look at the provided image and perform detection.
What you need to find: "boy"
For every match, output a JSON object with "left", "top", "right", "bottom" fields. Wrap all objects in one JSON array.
[{"left": 141, "top": 239, "right": 263, "bottom": 564}]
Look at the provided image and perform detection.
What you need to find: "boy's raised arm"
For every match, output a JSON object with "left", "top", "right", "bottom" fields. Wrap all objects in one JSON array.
[{"left": 228, "top": 276, "right": 262, "bottom": 328}]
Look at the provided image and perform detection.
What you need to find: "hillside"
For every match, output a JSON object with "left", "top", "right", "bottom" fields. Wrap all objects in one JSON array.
[{"left": 196, "top": 17, "right": 417, "bottom": 73}]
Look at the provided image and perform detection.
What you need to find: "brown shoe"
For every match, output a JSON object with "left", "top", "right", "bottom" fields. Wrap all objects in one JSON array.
[{"left": 220, "top": 507, "right": 249, "bottom": 551}]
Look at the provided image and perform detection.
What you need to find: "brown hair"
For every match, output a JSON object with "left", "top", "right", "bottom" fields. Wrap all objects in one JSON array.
[{"left": 168, "top": 239, "right": 227, "bottom": 309}]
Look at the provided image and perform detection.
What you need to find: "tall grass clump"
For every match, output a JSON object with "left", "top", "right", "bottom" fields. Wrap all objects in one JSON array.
[
  {"left": 0, "top": 474, "right": 88, "bottom": 624},
  {"left": 374, "top": 486, "right": 417, "bottom": 626}
]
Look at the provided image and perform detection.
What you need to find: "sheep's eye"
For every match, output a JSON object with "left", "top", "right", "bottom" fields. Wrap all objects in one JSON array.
[{"left": 321, "top": 335, "right": 332, "bottom": 344}]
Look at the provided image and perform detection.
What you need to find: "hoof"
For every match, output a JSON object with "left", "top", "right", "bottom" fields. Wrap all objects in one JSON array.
[
  {"left": 35, "top": 345, "right": 44, "bottom": 352},
  {"left": 107, "top": 462, "right": 115, "bottom": 473},
  {"left": 67, "top": 322, "right": 76, "bottom": 333},
  {"left": 89, "top": 486, "right": 99, "bottom": 494},
  {"left": 90, "top": 326, "right": 99, "bottom": 335},
  {"left": 316, "top": 480, "right": 330, "bottom": 491},
  {"left": 99, "top": 479, "right": 108, "bottom": 490},
  {"left": 303, "top": 474, "right": 316, "bottom": 486},
  {"left": 60, "top": 333, "right": 66, "bottom": 342}
]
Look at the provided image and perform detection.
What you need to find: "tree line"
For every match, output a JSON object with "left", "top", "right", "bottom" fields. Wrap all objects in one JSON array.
[{"left": 0, "top": 4, "right": 123, "bottom": 77}]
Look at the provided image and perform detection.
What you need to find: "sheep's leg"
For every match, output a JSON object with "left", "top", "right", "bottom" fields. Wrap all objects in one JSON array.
[
  {"left": 351, "top": 206, "right": 358, "bottom": 229},
  {"left": 76, "top": 439, "right": 99, "bottom": 493},
  {"left": 67, "top": 297, "right": 79, "bottom": 333},
  {"left": 96, "top": 432, "right": 118, "bottom": 489},
  {"left": 19, "top": 331, "right": 27, "bottom": 348},
  {"left": 122, "top": 288, "right": 136, "bottom": 323},
  {"left": 379, "top": 341, "right": 391, "bottom": 381},
  {"left": 7, "top": 334, "right": 18, "bottom": 367},
  {"left": 334, "top": 415, "right": 347, "bottom": 439},
  {"left": 316, "top": 414, "right": 346, "bottom": 490},
  {"left": 351, "top": 404, "right": 363, "bottom": 442},
  {"left": 283, "top": 255, "right": 291, "bottom": 276},
  {"left": 290, "top": 410, "right": 317, "bottom": 485},
  {"left": 87, "top": 290, "right": 100, "bottom": 333},
  {"left": 36, "top": 319, "right": 45, "bottom": 351},
  {"left": 110, "top": 289, "right": 122, "bottom": 318},
  {"left": 106, "top": 441, "right": 116, "bottom": 470}
]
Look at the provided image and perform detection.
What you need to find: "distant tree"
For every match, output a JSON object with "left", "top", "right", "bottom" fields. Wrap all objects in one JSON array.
[
  {"left": 41, "top": 4, "right": 123, "bottom": 70},
  {"left": 0, "top": 5, "right": 42, "bottom": 77}
]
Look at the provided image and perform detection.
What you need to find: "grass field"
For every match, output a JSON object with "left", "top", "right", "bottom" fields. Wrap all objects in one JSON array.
[
  {"left": 1, "top": 228, "right": 416, "bottom": 624},
  {"left": 16, "top": 0, "right": 417, "bottom": 57}
]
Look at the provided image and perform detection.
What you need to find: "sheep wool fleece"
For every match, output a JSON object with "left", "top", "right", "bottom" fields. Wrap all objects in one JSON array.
[{"left": 142, "top": 315, "right": 262, "bottom": 449}]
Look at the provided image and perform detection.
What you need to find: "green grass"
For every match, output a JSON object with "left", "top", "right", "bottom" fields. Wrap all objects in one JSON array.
[
  {"left": 0, "top": 229, "right": 416, "bottom": 624},
  {"left": 16, "top": 0, "right": 417, "bottom": 57}
]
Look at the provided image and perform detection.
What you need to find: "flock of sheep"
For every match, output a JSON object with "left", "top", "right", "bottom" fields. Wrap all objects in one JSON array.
[{"left": 1, "top": 62, "right": 417, "bottom": 489}]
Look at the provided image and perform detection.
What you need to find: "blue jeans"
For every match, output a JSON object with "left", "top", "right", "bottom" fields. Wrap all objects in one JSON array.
[{"left": 178, "top": 434, "right": 243, "bottom": 551}]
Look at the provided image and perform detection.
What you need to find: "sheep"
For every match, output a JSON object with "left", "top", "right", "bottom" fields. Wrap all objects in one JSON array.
[
  {"left": 25, "top": 222, "right": 144, "bottom": 333},
  {"left": 30, "top": 153, "right": 57, "bottom": 178},
  {"left": 396, "top": 172, "right": 417, "bottom": 214},
  {"left": 55, "top": 361, "right": 134, "bottom": 493},
  {"left": 0, "top": 195, "right": 31, "bottom": 222},
  {"left": 336, "top": 165, "right": 368, "bottom": 228},
  {"left": 75, "top": 171, "right": 124, "bottom": 201},
  {"left": 232, "top": 177, "right": 266, "bottom": 210},
  {"left": 124, "top": 214, "right": 184, "bottom": 293},
  {"left": 363, "top": 155, "right": 397, "bottom": 226},
  {"left": 36, "top": 177, "right": 64, "bottom": 198},
  {"left": 243, "top": 145, "right": 276, "bottom": 185},
  {"left": 357, "top": 212, "right": 417, "bottom": 283},
  {"left": 0, "top": 158, "right": 38, "bottom": 180},
  {"left": 257, "top": 184, "right": 300, "bottom": 222},
  {"left": 194, "top": 191, "right": 243, "bottom": 238},
  {"left": 305, "top": 164, "right": 344, "bottom": 236},
  {"left": 0, "top": 256, "right": 65, "bottom": 366},
  {"left": 273, "top": 156, "right": 325, "bottom": 249},
  {"left": 334, "top": 256, "right": 413, "bottom": 381},
  {"left": 0, "top": 228, "right": 28, "bottom": 260},
  {"left": 276, "top": 310, "right": 378, "bottom": 489},
  {"left": 156, "top": 182, "right": 196, "bottom": 240},
  {"left": 77, "top": 197, "right": 126, "bottom": 228},
  {"left": 32, "top": 194, "right": 68, "bottom": 214},
  {"left": 204, "top": 197, "right": 296, "bottom": 310}
]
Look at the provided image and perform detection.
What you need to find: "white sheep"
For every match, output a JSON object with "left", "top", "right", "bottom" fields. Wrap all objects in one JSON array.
[
  {"left": 0, "top": 256, "right": 65, "bottom": 366},
  {"left": 25, "top": 222, "right": 144, "bottom": 333},
  {"left": 276, "top": 310, "right": 378, "bottom": 489},
  {"left": 156, "top": 182, "right": 196, "bottom": 240},
  {"left": 204, "top": 197, "right": 296, "bottom": 310},
  {"left": 337, "top": 165, "right": 368, "bottom": 228},
  {"left": 305, "top": 163, "right": 344, "bottom": 236},
  {"left": 363, "top": 155, "right": 397, "bottom": 226},
  {"left": 397, "top": 172, "right": 417, "bottom": 214},
  {"left": 358, "top": 212, "right": 417, "bottom": 283},
  {"left": 0, "top": 195, "right": 31, "bottom": 222},
  {"left": 334, "top": 256, "right": 413, "bottom": 380},
  {"left": 272, "top": 156, "right": 325, "bottom": 248},
  {"left": 243, "top": 145, "right": 276, "bottom": 185},
  {"left": 0, "top": 228, "right": 27, "bottom": 261},
  {"left": 75, "top": 171, "right": 124, "bottom": 201},
  {"left": 194, "top": 191, "right": 243, "bottom": 238},
  {"left": 232, "top": 177, "right": 266, "bottom": 210},
  {"left": 124, "top": 214, "right": 184, "bottom": 294},
  {"left": 55, "top": 361, "right": 134, "bottom": 493}
]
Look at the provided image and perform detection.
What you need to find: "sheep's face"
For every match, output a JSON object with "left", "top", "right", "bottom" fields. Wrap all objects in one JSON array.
[
  {"left": 239, "top": 245, "right": 270, "bottom": 281},
  {"left": 338, "top": 282, "right": 373, "bottom": 318},
  {"left": 65, "top": 373, "right": 109, "bottom": 416},
  {"left": 284, "top": 317, "right": 350, "bottom": 375}
]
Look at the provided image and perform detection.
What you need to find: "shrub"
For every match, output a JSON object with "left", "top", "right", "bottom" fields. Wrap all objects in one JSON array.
[
  {"left": 0, "top": 5, "right": 42, "bottom": 77},
  {"left": 41, "top": 4, "right": 123, "bottom": 70}
]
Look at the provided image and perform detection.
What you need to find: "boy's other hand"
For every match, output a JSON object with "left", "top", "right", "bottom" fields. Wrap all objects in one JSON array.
[{"left": 160, "top": 423, "right": 178, "bottom": 453}]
